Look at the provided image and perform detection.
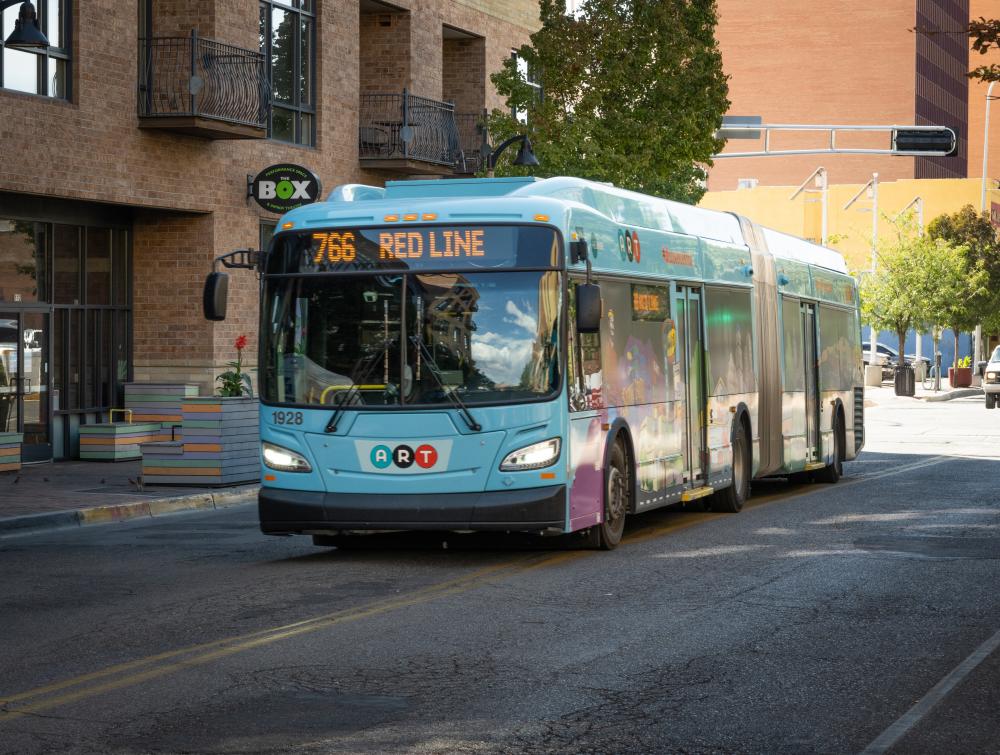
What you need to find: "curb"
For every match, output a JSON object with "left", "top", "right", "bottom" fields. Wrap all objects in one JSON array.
[
  {"left": 921, "top": 387, "right": 983, "bottom": 403},
  {"left": 0, "top": 486, "right": 259, "bottom": 538}
]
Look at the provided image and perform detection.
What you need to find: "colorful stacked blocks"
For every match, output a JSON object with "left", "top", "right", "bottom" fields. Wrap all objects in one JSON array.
[
  {"left": 124, "top": 383, "right": 199, "bottom": 441},
  {"left": 79, "top": 422, "right": 164, "bottom": 462},
  {"left": 0, "top": 432, "right": 23, "bottom": 472},
  {"left": 140, "top": 397, "right": 259, "bottom": 486}
]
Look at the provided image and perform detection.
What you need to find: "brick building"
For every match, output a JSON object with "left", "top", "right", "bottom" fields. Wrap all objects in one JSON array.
[
  {"left": 0, "top": 0, "right": 539, "bottom": 461},
  {"left": 709, "top": 0, "right": 972, "bottom": 191}
]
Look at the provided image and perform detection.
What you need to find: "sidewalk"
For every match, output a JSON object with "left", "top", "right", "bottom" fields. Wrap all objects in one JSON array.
[
  {"left": 0, "top": 459, "right": 257, "bottom": 537},
  {"left": 864, "top": 377, "right": 982, "bottom": 406}
]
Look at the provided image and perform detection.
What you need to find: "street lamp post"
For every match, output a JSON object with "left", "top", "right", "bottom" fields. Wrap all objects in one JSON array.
[
  {"left": 0, "top": 1, "right": 51, "bottom": 49},
  {"left": 480, "top": 130, "right": 540, "bottom": 177},
  {"left": 788, "top": 167, "right": 827, "bottom": 245},
  {"left": 975, "top": 81, "right": 998, "bottom": 367}
]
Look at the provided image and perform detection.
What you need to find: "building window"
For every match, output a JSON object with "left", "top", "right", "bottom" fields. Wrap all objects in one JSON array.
[
  {"left": 511, "top": 51, "right": 541, "bottom": 125},
  {"left": 0, "top": 0, "right": 70, "bottom": 98},
  {"left": 736, "top": 178, "right": 759, "bottom": 190},
  {"left": 260, "top": 220, "right": 277, "bottom": 251},
  {"left": 259, "top": 0, "right": 316, "bottom": 145}
]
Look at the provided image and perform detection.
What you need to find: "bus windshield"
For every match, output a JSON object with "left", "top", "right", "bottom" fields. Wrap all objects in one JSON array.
[{"left": 261, "top": 270, "right": 561, "bottom": 407}]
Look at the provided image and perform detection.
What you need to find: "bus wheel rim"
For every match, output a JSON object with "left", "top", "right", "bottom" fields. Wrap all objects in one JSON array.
[{"left": 607, "top": 467, "right": 627, "bottom": 524}]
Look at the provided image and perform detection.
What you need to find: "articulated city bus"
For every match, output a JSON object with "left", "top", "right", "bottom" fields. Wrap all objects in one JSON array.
[{"left": 205, "top": 176, "right": 863, "bottom": 549}]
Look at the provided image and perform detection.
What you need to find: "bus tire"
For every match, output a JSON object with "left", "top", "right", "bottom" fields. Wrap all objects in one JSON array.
[
  {"left": 814, "top": 413, "right": 845, "bottom": 484},
  {"left": 711, "top": 419, "right": 750, "bottom": 513},
  {"left": 588, "top": 439, "right": 630, "bottom": 550}
]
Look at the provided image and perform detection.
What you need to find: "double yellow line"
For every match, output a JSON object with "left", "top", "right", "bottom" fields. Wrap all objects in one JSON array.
[{"left": 0, "top": 454, "right": 946, "bottom": 722}]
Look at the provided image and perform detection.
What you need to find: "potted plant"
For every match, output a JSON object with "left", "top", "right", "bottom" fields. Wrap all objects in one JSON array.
[
  {"left": 217, "top": 334, "right": 252, "bottom": 397},
  {"left": 949, "top": 355, "right": 973, "bottom": 388}
]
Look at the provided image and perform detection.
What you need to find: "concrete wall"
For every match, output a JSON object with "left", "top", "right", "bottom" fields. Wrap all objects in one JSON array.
[{"left": 699, "top": 177, "right": 982, "bottom": 272}]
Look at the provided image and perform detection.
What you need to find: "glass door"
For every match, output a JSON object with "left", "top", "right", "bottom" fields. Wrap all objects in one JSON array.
[
  {"left": 0, "top": 311, "right": 51, "bottom": 462},
  {"left": 673, "top": 286, "right": 707, "bottom": 486}
]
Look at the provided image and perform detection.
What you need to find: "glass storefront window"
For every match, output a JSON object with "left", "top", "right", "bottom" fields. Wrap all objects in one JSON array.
[
  {"left": 53, "top": 224, "right": 80, "bottom": 304},
  {"left": 113, "top": 230, "right": 129, "bottom": 305},
  {"left": 0, "top": 219, "right": 47, "bottom": 303},
  {"left": 86, "top": 227, "right": 112, "bottom": 305}
]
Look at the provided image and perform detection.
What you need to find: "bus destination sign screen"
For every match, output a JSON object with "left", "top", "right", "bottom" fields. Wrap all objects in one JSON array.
[{"left": 268, "top": 225, "right": 560, "bottom": 274}]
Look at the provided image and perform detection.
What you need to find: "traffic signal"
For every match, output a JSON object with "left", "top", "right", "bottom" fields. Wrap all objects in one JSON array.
[{"left": 891, "top": 128, "right": 957, "bottom": 157}]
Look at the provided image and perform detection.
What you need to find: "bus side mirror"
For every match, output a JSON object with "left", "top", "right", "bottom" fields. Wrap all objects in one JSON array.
[
  {"left": 576, "top": 283, "right": 602, "bottom": 334},
  {"left": 570, "top": 238, "right": 589, "bottom": 263},
  {"left": 203, "top": 272, "right": 229, "bottom": 321}
]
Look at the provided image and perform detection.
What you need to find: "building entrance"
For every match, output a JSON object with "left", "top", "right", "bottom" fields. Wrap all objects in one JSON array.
[{"left": 0, "top": 310, "right": 51, "bottom": 462}]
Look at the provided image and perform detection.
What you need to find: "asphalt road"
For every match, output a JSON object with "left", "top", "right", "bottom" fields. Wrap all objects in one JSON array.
[{"left": 2, "top": 391, "right": 999, "bottom": 754}]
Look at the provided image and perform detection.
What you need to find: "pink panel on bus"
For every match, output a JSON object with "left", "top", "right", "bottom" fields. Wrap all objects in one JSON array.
[{"left": 568, "top": 416, "right": 605, "bottom": 532}]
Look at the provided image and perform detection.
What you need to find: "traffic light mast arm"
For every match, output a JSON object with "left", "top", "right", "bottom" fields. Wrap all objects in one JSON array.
[{"left": 712, "top": 123, "right": 957, "bottom": 158}]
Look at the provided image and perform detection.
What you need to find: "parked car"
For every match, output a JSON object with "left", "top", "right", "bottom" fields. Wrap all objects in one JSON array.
[
  {"left": 862, "top": 341, "right": 931, "bottom": 377},
  {"left": 983, "top": 346, "right": 1000, "bottom": 409}
]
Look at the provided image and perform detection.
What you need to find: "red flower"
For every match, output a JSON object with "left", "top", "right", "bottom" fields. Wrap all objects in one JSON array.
[{"left": 235, "top": 335, "right": 248, "bottom": 351}]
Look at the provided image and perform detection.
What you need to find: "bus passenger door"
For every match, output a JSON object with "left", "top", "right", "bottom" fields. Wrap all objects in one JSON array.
[
  {"left": 802, "top": 303, "right": 820, "bottom": 462},
  {"left": 675, "top": 286, "right": 707, "bottom": 486}
]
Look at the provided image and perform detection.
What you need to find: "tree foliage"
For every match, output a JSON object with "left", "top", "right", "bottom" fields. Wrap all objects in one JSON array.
[
  {"left": 859, "top": 222, "right": 983, "bottom": 363},
  {"left": 969, "top": 17, "right": 1000, "bottom": 82},
  {"left": 927, "top": 205, "right": 1000, "bottom": 333},
  {"left": 488, "top": 0, "right": 729, "bottom": 203}
]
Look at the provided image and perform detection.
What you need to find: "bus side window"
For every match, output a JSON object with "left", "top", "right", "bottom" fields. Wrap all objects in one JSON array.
[{"left": 569, "top": 282, "right": 603, "bottom": 410}]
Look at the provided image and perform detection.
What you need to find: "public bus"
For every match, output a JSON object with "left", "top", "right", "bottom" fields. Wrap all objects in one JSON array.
[{"left": 204, "top": 176, "right": 863, "bottom": 549}]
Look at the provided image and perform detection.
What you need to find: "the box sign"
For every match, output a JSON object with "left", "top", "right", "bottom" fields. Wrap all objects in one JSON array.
[{"left": 249, "top": 164, "right": 321, "bottom": 213}]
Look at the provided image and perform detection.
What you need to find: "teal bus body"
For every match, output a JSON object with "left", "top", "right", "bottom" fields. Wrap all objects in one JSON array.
[{"left": 257, "top": 176, "right": 862, "bottom": 544}]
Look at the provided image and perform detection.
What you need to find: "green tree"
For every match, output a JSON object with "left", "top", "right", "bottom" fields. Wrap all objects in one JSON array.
[
  {"left": 969, "top": 17, "right": 1000, "bottom": 82},
  {"left": 859, "top": 224, "right": 981, "bottom": 368},
  {"left": 488, "top": 0, "right": 729, "bottom": 203},
  {"left": 927, "top": 205, "right": 1000, "bottom": 337}
]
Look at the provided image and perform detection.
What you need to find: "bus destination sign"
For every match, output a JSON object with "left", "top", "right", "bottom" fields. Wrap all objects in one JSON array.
[{"left": 268, "top": 225, "right": 560, "bottom": 274}]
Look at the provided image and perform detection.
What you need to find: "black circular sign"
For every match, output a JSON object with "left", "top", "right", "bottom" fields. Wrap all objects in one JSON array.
[{"left": 250, "top": 163, "right": 322, "bottom": 213}]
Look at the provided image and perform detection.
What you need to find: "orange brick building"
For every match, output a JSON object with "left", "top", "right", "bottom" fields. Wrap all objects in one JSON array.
[
  {"left": 709, "top": 0, "right": 972, "bottom": 191},
  {"left": 0, "top": 0, "right": 538, "bottom": 460}
]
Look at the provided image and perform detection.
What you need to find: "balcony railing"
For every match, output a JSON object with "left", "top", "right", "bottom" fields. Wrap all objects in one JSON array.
[
  {"left": 360, "top": 90, "right": 468, "bottom": 173},
  {"left": 454, "top": 112, "right": 487, "bottom": 174},
  {"left": 138, "top": 31, "right": 268, "bottom": 139}
]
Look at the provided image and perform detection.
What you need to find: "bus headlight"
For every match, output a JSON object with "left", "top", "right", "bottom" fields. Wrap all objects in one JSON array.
[
  {"left": 262, "top": 442, "right": 312, "bottom": 472},
  {"left": 500, "top": 438, "right": 561, "bottom": 471}
]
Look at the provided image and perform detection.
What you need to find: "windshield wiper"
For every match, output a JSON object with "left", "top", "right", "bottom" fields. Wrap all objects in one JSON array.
[
  {"left": 408, "top": 335, "right": 482, "bottom": 432},
  {"left": 325, "top": 341, "right": 392, "bottom": 433}
]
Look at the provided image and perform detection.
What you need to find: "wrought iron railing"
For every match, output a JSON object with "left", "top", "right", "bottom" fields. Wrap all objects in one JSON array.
[
  {"left": 138, "top": 31, "right": 268, "bottom": 130},
  {"left": 359, "top": 89, "right": 464, "bottom": 168},
  {"left": 454, "top": 112, "right": 487, "bottom": 173}
]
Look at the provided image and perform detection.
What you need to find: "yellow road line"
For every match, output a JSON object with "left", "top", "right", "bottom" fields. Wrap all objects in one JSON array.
[{"left": 0, "top": 453, "right": 950, "bottom": 721}]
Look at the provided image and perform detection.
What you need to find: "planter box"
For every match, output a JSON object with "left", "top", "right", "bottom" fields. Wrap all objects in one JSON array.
[
  {"left": 141, "top": 397, "right": 259, "bottom": 486},
  {"left": 124, "top": 383, "right": 200, "bottom": 441},
  {"left": 79, "top": 422, "right": 164, "bottom": 461},
  {"left": 948, "top": 367, "right": 972, "bottom": 388},
  {"left": 0, "top": 432, "right": 23, "bottom": 473}
]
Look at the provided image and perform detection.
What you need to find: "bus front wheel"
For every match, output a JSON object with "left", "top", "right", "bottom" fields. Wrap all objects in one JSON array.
[
  {"left": 588, "top": 439, "right": 630, "bottom": 550},
  {"left": 711, "top": 420, "right": 750, "bottom": 513}
]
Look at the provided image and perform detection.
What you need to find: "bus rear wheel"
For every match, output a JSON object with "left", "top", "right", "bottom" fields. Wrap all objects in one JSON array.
[
  {"left": 588, "top": 440, "right": 630, "bottom": 550},
  {"left": 814, "top": 414, "right": 844, "bottom": 483},
  {"left": 711, "top": 420, "right": 750, "bottom": 513}
]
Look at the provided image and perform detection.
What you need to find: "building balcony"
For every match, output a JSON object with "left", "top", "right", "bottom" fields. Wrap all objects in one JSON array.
[
  {"left": 360, "top": 90, "right": 483, "bottom": 174},
  {"left": 138, "top": 32, "right": 269, "bottom": 140}
]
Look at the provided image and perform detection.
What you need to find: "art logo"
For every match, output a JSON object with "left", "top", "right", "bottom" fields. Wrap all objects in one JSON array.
[
  {"left": 618, "top": 229, "right": 641, "bottom": 263},
  {"left": 249, "top": 163, "right": 321, "bottom": 214},
  {"left": 370, "top": 443, "right": 439, "bottom": 470}
]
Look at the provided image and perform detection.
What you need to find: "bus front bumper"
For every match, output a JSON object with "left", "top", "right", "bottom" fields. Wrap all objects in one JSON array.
[{"left": 259, "top": 485, "right": 567, "bottom": 535}]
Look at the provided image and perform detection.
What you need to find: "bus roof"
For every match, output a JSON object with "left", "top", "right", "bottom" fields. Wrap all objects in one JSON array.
[{"left": 300, "top": 176, "right": 848, "bottom": 276}]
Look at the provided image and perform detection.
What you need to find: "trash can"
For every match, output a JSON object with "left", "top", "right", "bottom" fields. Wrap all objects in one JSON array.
[{"left": 894, "top": 363, "right": 915, "bottom": 396}]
